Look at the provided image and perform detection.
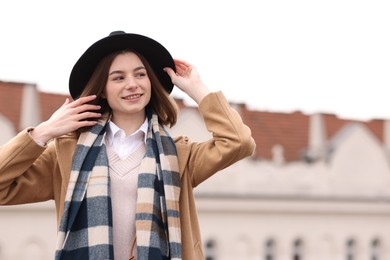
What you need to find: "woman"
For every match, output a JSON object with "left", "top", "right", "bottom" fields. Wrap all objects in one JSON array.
[{"left": 0, "top": 31, "right": 256, "bottom": 260}]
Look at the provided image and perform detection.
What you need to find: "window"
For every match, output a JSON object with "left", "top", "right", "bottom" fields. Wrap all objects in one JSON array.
[
  {"left": 205, "top": 239, "right": 216, "bottom": 260},
  {"left": 292, "top": 238, "right": 303, "bottom": 260},
  {"left": 346, "top": 239, "right": 356, "bottom": 260},
  {"left": 371, "top": 238, "right": 380, "bottom": 260},
  {"left": 264, "top": 239, "right": 275, "bottom": 260}
]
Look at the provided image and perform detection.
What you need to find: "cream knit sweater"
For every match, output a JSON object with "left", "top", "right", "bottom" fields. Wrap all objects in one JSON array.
[{"left": 107, "top": 143, "right": 146, "bottom": 260}]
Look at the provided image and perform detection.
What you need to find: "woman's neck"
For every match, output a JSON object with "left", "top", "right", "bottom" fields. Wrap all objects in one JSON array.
[{"left": 111, "top": 112, "right": 146, "bottom": 136}]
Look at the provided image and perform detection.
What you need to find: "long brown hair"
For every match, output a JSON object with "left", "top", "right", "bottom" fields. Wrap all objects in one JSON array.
[{"left": 79, "top": 49, "right": 178, "bottom": 127}]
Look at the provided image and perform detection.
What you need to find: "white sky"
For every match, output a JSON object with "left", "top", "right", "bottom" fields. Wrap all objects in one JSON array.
[{"left": 1, "top": 0, "right": 389, "bottom": 121}]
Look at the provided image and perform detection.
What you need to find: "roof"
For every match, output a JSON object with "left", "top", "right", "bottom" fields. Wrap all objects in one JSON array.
[
  {"left": 0, "top": 81, "right": 24, "bottom": 131},
  {"left": 0, "top": 80, "right": 385, "bottom": 162},
  {"left": 239, "top": 105, "right": 385, "bottom": 161}
]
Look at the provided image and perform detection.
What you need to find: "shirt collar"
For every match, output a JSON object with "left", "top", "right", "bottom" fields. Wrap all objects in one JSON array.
[{"left": 106, "top": 118, "right": 148, "bottom": 146}]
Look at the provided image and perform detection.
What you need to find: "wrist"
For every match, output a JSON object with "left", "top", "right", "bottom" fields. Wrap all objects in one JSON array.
[
  {"left": 28, "top": 123, "right": 53, "bottom": 146},
  {"left": 191, "top": 84, "right": 211, "bottom": 104}
]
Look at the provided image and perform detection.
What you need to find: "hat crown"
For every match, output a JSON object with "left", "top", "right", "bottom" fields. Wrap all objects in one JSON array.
[{"left": 109, "top": 31, "right": 126, "bottom": 36}]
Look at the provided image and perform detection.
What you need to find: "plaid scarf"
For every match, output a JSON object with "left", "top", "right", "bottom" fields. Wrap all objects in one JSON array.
[{"left": 55, "top": 113, "right": 182, "bottom": 260}]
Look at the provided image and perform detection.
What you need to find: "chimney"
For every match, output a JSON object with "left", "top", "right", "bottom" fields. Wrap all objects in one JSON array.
[
  {"left": 383, "top": 120, "right": 390, "bottom": 159},
  {"left": 0, "top": 113, "right": 16, "bottom": 145},
  {"left": 272, "top": 144, "right": 285, "bottom": 165},
  {"left": 307, "top": 113, "right": 327, "bottom": 161},
  {"left": 19, "top": 84, "right": 41, "bottom": 129}
]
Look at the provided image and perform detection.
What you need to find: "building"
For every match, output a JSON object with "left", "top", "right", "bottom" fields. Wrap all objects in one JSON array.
[{"left": 1, "top": 81, "right": 390, "bottom": 260}]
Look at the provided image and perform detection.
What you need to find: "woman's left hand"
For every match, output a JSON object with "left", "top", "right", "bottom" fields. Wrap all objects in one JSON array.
[{"left": 164, "top": 59, "right": 211, "bottom": 104}]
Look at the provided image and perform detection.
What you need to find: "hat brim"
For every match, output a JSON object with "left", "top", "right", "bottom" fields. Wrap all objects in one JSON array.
[{"left": 69, "top": 32, "right": 175, "bottom": 99}]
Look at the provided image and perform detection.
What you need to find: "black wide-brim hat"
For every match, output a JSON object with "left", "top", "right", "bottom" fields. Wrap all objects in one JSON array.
[{"left": 69, "top": 31, "right": 175, "bottom": 99}]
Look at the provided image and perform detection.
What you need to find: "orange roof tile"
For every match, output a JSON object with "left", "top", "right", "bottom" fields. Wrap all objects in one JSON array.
[
  {"left": 0, "top": 81, "right": 386, "bottom": 162},
  {"left": 0, "top": 81, "right": 24, "bottom": 131},
  {"left": 39, "top": 92, "right": 72, "bottom": 122}
]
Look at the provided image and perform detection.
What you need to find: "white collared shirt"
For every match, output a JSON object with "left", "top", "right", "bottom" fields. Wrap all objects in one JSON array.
[{"left": 105, "top": 118, "right": 148, "bottom": 159}]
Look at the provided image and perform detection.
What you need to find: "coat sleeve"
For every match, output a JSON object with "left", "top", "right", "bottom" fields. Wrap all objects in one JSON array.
[
  {"left": 175, "top": 91, "right": 256, "bottom": 187},
  {"left": 0, "top": 128, "right": 57, "bottom": 205}
]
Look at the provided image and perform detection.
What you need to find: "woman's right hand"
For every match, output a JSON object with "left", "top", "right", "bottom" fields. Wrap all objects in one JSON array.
[{"left": 30, "top": 95, "right": 102, "bottom": 145}]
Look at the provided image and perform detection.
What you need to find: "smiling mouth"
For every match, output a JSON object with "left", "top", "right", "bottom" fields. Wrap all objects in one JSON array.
[{"left": 122, "top": 94, "right": 142, "bottom": 100}]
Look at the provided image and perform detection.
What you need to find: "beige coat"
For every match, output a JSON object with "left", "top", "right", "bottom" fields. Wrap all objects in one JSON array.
[{"left": 0, "top": 91, "right": 255, "bottom": 259}]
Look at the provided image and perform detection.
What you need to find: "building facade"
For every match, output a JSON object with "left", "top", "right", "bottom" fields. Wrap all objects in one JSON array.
[{"left": 1, "top": 81, "right": 390, "bottom": 260}]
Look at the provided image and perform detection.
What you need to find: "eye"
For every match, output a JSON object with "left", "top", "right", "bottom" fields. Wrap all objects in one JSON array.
[
  {"left": 114, "top": 76, "right": 125, "bottom": 80},
  {"left": 108, "top": 71, "right": 125, "bottom": 81},
  {"left": 136, "top": 72, "right": 147, "bottom": 78},
  {"left": 135, "top": 70, "right": 147, "bottom": 78},
  {"left": 109, "top": 75, "right": 124, "bottom": 81}
]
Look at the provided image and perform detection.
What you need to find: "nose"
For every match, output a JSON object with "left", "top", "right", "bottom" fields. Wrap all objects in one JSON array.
[{"left": 125, "top": 76, "right": 138, "bottom": 90}]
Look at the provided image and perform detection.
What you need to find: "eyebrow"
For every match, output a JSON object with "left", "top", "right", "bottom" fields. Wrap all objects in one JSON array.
[{"left": 109, "top": 66, "right": 146, "bottom": 76}]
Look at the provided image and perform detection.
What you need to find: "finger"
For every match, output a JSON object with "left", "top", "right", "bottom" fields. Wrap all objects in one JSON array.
[
  {"left": 174, "top": 59, "right": 190, "bottom": 66},
  {"left": 175, "top": 62, "right": 187, "bottom": 70},
  {"left": 73, "top": 104, "right": 101, "bottom": 114},
  {"left": 175, "top": 66, "right": 185, "bottom": 75},
  {"left": 175, "top": 60, "right": 193, "bottom": 70},
  {"left": 77, "top": 120, "right": 99, "bottom": 128},
  {"left": 80, "top": 120, "right": 99, "bottom": 127},
  {"left": 69, "top": 95, "right": 97, "bottom": 107},
  {"left": 59, "top": 98, "right": 71, "bottom": 108},
  {"left": 163, "top": 67, "right": 176, "bottom": 78},
  {"left": 69, "top": 119, "right": 98, "bottom": 131},
  {"left": 75, "top": 111, "right": 102, "bottom": 121},
  {"left": 176, "top": 63, "right": 194, "bottom": 75}
]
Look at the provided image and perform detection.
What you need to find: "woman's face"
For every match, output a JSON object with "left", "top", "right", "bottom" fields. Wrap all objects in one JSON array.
[{"left": 104, "top": 52, "right": 152, "bottom": 119}]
